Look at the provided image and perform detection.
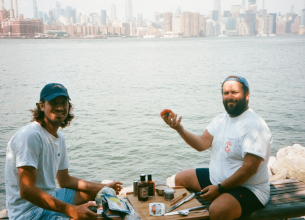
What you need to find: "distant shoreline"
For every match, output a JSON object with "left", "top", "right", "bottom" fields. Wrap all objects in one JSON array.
[{"left": 1, "top": 34, "right": 304, "bottom": 40}]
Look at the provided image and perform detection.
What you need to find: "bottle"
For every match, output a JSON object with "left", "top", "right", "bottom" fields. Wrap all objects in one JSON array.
[
  {"left": 138, "top": 174, "right": 149, "bottom": 201},
  {"left": 147, "top": 174, "right": 155, "bottom": 198}
]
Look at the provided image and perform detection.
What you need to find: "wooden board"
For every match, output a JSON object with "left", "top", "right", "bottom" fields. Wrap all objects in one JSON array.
[{"left": 126, "top": 186, "right": 209, "bottom": 220}]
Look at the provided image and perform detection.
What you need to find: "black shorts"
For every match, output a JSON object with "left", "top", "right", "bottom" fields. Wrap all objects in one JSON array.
[{"left": 196, "top": 168, "right": 265, "bottom": 218}]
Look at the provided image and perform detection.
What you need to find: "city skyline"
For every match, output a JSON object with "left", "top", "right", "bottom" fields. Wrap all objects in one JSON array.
[{"left": 4, "top": 0, "right": 304, "bottom": 20}]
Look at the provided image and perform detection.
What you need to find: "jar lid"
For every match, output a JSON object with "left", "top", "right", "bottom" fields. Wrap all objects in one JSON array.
[{"left": 164, "top": 188, "right": 175, "bottom": 193}]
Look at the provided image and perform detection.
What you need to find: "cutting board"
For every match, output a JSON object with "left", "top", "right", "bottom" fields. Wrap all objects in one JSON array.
[{"left": 126, "top": 186, "right": 209, "bottom": 220}]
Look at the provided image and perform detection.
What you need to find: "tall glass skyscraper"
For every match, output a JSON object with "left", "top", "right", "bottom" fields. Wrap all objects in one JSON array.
[
  {"left": 66, "top": 6, "right": 72, "bottom": 21},
  {"left": 125, "top": 0, "right": 132, "bottom": 22},
  {"left": 213, "top": 0, "right": 221, "bottom": 22},
  {"left": 101, "top": 9, "right": 106, "bottom": 25},
  {"left": 111, "top": 4, "right": 116, "bottom": 22},
  {"left": 56, "top": 1, "right": 61, "bottom": 18},
  {"left": 33, "top": 0, "right": 38, "bottom": 19},
  {"left": 248, "top": 0, "right": 256, "bottom": 6}
]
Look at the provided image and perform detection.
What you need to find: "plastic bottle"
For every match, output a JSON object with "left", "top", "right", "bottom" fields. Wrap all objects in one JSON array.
[
  {"left": 147, "top": 174, "right": 155, "bottom": 198},
  {"left": 138, "top": 174, "right": 148, "bottom": 201}
]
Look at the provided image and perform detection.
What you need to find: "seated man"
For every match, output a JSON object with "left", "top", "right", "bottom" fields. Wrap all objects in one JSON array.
[
  {"left": 163, "top": 76, "right": 272, "bottom": 220},
  {"left": 5, "top": 83, "right": 123, "bottom": 220}
]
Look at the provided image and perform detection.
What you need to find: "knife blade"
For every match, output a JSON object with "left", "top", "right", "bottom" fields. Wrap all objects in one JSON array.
[
  {"left": 166, "top": 193, "right": 195, "bottom": 213},
  {"left": 164, "top": 205, "right": 205, "bottom": 216}
]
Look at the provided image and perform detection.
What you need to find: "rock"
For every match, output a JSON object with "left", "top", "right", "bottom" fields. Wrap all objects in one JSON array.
[
  {"left": 268, "top": 156, "right": 277, "bottom": 176},
  {"left": 269, "top": 157, "right": 288, "bottom": 179},
  {"left": 166, "top": 174, "right": 176, "bottom": 187},
  {"left": 269, "top": 144, "right": 305, "bottom": 183}
]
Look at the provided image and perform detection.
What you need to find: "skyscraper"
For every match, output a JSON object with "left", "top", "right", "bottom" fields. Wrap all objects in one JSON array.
[
  {"left": 125, "top": 0, "right": 132, "bottom": 22},
  {"left": 301, "top": 9, "right": 305, "bottom": 26},
  {"left": 302, "top": 0, "right": 305, "bottom": 9},
  {"left": 213, "top": 0, "right": 221, "bottom": 21},
  {"left": 175, "top": 6, "right": 181, "bottom": 17},
  {"left": 163, "top": 12, "right": 173, "bottom": 32},
  {"left": 240, "top": 0, "right": 246, "bottom": 14},
  {"left": 111, "top": 4, "right": 116, "bottom": 21},
  {"left": 13, "top": 0, "right": 17, "bottom": 18},
  {"left": 248, "top": 0, "right": 256, "bottom": 6},
  {"left": 66, "top": 6, "right": 72, "bottom": 20},
  {"left": 101, "top": 9, "right": 106, "bottom": 25},
  {"left": 9, "top": 0, "right": 14, "bottom": 18},
  {"left": 70, "top": 9, "right": 76, "bottom": 23},
  {"left": 33, "top": 0, "right": 38, "bottom": 19},
  {"left": 56, "top": 1, "right": 61, "bottom": 18},
  {"left": 1, "top": 0, "right": 4, "bottom": 11}
]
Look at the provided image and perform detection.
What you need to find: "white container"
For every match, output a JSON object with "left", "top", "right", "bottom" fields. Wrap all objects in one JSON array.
[{"left": 149, "top": 203, "right": 165, "bottom": 216}]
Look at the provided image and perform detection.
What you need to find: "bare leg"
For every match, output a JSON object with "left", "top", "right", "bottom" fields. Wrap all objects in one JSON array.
[
  {"left": 209, "top": 193, "right": 242, "bottom": 220},
  {"left": 174, "top": 169, "right": 202, "bottom": 192}
]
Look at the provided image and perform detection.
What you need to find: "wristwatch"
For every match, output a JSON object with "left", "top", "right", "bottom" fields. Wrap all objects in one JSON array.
[{"left": 218, "top": 183, "right": 225, "bottom": 194}]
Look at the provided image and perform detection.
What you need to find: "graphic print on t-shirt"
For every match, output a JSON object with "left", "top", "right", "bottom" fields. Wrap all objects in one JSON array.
[{"left": 225, "top": 141, "right": 231, "bottom": 153}]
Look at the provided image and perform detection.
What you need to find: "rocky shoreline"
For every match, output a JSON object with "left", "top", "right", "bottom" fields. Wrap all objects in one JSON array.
[
  {"left": 268, "top": 144, "right": 305, "bottom": 182},
  {"left": 1, "top": 144, "right": 304, "bottom": 219}
]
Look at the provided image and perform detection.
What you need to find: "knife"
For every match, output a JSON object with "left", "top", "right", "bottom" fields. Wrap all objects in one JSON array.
[
  {"left": 164, "top": 205, "right": 205, "bottom": 216},
  {"left": 166, "top": 193, "right": 195, "bottom": 213}
]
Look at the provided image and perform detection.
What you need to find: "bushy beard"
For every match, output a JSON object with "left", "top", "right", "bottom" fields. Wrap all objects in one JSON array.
[{"left": 223, "top": 96, "right": 248, "bottom": 117}]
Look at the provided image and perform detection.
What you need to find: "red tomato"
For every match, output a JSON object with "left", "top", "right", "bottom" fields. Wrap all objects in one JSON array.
[{"left": 160, "top": 109, "right": 173, "bottom": 119}]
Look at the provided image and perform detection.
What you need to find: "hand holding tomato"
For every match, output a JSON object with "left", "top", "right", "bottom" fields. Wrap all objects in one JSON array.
[
  {"left": 160, "top": 109, "right": 173, "bottom": 119},
  {"left": 160, "top": 109, "right": 184, "bottom": 134}
]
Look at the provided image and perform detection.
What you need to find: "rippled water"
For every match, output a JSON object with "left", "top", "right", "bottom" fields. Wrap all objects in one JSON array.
[{"left": 0, "top": 36, "right": 305, "bottom": 210}]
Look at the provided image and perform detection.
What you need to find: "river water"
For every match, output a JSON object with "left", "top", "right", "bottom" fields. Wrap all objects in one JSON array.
[{"left": 0, "top": 36, "right": 305, "bottom": 210}]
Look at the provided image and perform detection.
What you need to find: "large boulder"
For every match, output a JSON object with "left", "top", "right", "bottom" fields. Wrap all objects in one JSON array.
[{"left": 269, "top": 144, "right": 305, "bottom": 183}]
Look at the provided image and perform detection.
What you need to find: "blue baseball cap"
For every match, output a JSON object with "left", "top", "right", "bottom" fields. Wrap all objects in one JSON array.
[
  {"left": 40, "top": 83, "right": 70, "bottom": 101},
  {"left": 222, "top": 76, "right": 249, "bottom": 90}
]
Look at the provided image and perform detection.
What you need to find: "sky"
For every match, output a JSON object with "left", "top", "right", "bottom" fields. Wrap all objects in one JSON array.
[{"left": 3, "top": 0, "right": 304, "bottom": 20}]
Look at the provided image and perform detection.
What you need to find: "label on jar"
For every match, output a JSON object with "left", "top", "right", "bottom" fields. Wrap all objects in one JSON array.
[{"left": 139, "top": 186, "right": 148, "bottom": 199}]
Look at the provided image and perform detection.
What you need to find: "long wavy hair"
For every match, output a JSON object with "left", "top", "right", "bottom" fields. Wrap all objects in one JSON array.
[{"left": 30, "top": 99, "right": 74, "bottom": 128}]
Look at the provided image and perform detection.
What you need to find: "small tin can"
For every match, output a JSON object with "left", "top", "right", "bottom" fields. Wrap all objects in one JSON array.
[
  {"left": 133, "top": 180, "right": 139, "bottom": 197},
  {"left": 164, "top": 188, "right": 175, "bottom": 201}
]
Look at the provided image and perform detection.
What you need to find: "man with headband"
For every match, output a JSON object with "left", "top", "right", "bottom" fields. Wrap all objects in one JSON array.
[{"left": 163, "top": 76, "right": 272, "bottom": 219}]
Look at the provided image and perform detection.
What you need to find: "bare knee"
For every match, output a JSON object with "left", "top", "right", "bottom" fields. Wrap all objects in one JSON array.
[
  {"left": 209, "top": 203, "right": 227, "bottom": 220},
  {"left": 209, "top": 194, "right": 241, "bottom": 220},
  {"left": 174, "top": 169, "right": 201, "bottom": 191},
  {"left": 174, "top": 171, "right": 185, "bottom": 187}
]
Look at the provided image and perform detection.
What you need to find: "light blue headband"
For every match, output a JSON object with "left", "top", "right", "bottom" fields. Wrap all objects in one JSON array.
[{"left": 222, "top": 76, "right": 249, "bottom": 90}]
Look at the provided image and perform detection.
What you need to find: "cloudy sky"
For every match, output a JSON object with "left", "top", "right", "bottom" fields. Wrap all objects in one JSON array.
[{"left": 3, "top": 0, "right": 303, "bottom": 20}]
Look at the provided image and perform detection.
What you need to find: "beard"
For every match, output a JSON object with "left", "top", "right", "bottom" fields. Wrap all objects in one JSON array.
[{"left": 223, "top": 95, "right": 248, "bottom": 117}]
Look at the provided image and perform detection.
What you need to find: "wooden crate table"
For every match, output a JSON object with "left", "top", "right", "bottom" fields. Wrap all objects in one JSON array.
[
  {"left": 126, "top": 186, "right": 209, "bottom": 220},
  {"left": 195, "top": 179, "right": 305, "bottom": 220}
]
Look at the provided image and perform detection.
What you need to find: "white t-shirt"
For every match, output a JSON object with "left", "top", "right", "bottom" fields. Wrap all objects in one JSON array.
[
  {"left": 207, "top": 108, "right": 272, "bottom": 205},
  {"left": 5, "top": 121, "right": 70, "bottom": 220}
]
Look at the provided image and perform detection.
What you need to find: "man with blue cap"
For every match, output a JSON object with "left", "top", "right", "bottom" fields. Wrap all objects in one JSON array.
[
  {"left": 5, "top": 83, "right": 123, "bottom": 220},
  {"left": 163, "top": 76, "right": 272, "bottom": 219}
]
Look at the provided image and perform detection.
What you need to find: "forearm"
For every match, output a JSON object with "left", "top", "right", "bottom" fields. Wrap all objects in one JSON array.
[
  {"left": 21, "top": 185, "right": 74, "bottom": 216},
  {"left": 60, "top": 175, "right": 105, "bottom": 194},
  {"left": 179, "top": 128, "right": 209, "bottom": 152},
  {"left": 221, "top": 164, "right": 256, "bottom": 190}
]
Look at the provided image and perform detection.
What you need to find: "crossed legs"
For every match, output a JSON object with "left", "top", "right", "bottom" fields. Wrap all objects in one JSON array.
[{"left": 175, "top": 169, "right": 242, "bottom": 220}]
